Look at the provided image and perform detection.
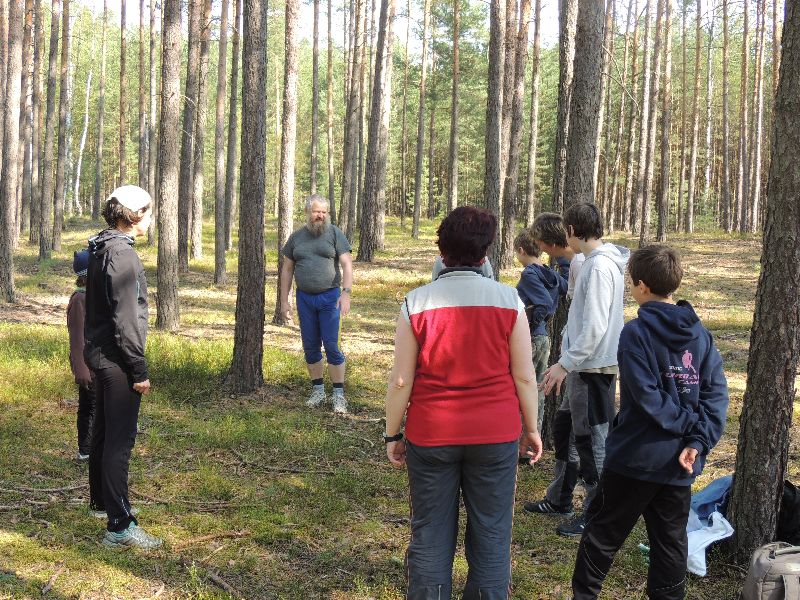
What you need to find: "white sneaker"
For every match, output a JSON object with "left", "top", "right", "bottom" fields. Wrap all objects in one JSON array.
[
  {"left": 306, "top": 386, "right": 326, "bottom": 408},
  {"left": 332, "top": 392, "right": 348, "bottom": 414}
]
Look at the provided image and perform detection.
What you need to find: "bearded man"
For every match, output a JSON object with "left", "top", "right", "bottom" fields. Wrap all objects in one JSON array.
[{"left": 280, "top": 195, "right": 354, "bottom": 413}]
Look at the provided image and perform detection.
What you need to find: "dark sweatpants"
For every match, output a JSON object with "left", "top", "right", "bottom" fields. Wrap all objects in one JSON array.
[
  {"left": 405, "top": 440, "right": 518, "bottom": 600},
  {"left": 88, "top": 360, "right": 141, "bottom": 532},
  {"left": 572, "top": 469, "right": 691, "bottom": 600},
  {"left": 77, "top": 384, "right": 96, "bottom": 456}
]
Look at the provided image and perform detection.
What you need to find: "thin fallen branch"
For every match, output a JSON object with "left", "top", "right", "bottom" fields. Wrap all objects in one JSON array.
[
  {"left": 41, "top": 562, "right": 65, "bottom": 595},
  {"left": 332, "top": 430, "right": 376, "bottom": 448},
  {"left": 172, "top": 530, "right": 251, "bottom": 551},
  {"left": 231, "top": 449, "right": 335, "bottom": 475},
  {"left": 207, "top": 570, "right": 243, "bottom": 598},
  {"left": 0, "top": 481, "right": 88, "bottom": 494}
]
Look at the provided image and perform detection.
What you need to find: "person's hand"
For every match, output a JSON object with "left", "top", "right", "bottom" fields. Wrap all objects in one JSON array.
[
  {"left": 76, "top": 375, "right": 92, "bottom": 389},
  {"left": 337, "top": 292, "right": 351, "bottom": 317},
  {"left": 280, "top": 300, "right": 293, "bottom": 324},
  {"left": 678, "top": 447, "right": 699, "bottom": 475},
  {"left": 387, "top": 439, "right": 407, "bottom": 468},
  {"left": 519, "top": 429, "right": 543, "bottom": 465},
  {"left": 539, "top": 363, "right": 568, "bottom": 395},
  {"left": 133, "top": 379, "right": 151, "bottom": 395}
]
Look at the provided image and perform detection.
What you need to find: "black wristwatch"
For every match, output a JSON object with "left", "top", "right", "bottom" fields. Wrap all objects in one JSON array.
[
  {"left": 342, "top": 287, "right": 352, "bottom": 294},
  {"left": 384, "top": 431, "right": 404, "bottom": 444}
]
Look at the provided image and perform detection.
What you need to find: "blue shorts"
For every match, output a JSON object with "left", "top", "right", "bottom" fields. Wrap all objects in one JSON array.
[{"left": 296, "top": 287, "right": 346, "bottom": 366}]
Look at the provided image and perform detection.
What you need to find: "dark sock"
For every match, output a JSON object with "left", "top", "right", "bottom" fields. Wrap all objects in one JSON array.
[
  {"left": 332, "top": 382, "right": 344, "bottom": 390},
  {"left": 312, "top": 378, "right": 324, "bottom": 387}
]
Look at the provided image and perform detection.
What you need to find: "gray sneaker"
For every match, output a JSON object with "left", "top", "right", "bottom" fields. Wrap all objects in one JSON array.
[
  {"left": 332, "top": 392, "right": 348, "bottom": 414},
  {"left": 102, "top": 523, "right": 162, "bottom": 550},
  {"left": 306, "top": 386, "right": 326, "bottom": 408},
  {"left": 90, "top": 507, "right": 139, "bottom": 519}
]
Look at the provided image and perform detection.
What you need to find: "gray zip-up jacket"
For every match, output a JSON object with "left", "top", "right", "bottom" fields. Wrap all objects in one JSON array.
[{"left": 558, "top": 243, "right": 630, "bottom": 372}]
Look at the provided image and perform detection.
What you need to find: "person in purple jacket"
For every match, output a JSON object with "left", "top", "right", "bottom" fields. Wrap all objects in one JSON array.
[{"left": 571, "top": 244, "right": 729, "bottom": 600}]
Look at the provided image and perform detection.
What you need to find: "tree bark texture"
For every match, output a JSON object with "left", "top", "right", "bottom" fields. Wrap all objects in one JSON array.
[
  {"left": 155, "top": 0, "right": 182, "bottom": 331},
  {"left": 147, "top": 0, "right": 157, "bottom": 245},
  {"left": 29, "top": 0, "right": 43, "bottom": 242},
  {"left": 684, "top": 0, "right": 702, "bottom": 233},
  {"left": 728, "top": 0, "right": 800, "bottom": 562},
  {"left": 190, "top": 0, "right": 212, "bottom": 261},
  {"left": 0, "top": 0, "right": 24, "bottom": 302},
  {"left": 446, "top": 0, "right": 460, "bottom": 213},
  {"left": 499, "top": 0, "right": 517, "bottom": 205},
  {"left": 737, "top": 0, "right": 750, "bottom": 231},
  {"left": 749, "top": 0, "right": 767, "bottom": 232},
  {"left": 178, "top": 0, "right": 201, "bottom": 272},
  {"left": 632, "top": 0, "right": 653, "bottom": 233},
  {"left": 119, "top": 0, "right": 127, "bottom": 182},
  {"left": 38, "top": 0, "right": 60, "bottom": 260},
  {"left": 657, "top": 0, "right": 673, "bottom": 241},
  {"left": 138, "top": 0, "right": 147, "bottom": 191},
  {"left": 525, "top": 0, "right": 542, "bottom": 227},
  {"left": 563, "top": 0, "right": 606, "bottom": 209},
  {"left": 721, "top": 0, "right": 732, "bottom": 231},
  {"left": 327, "top": 0, "right": 336, "bottom": 221},
  {"left": 551, "top": 0, "right": 577, "bottom": 212},
  {"left": 484, "top": 0, "right": 505, "bottom": 249},
  {"left": 412, "top": 0, "right": 432, "bottom": 238},
  {"left": 311, "top": 0, "right": 320, "bottom": 194},
  {"left": 225, "top": 0, "right": 242, "bottom": 251},
  {"left": 18, "top": 0, "right": 34, "bottom": 236},
  {"left": 677, "top": 3, "right": 687, "bottom": 230},
  {"left": 214, "top": 0, "right": 230, "bottom": 284},
  {"left": 596, "top": 0, "right": 614, "bottom": 207},
  {"left": 227, "top": 0, "right": 268, "bottom": 390},
  {"left": 339, "top": 0, "right": 363, "bottom": 239},
  {"left": 92, "top": 0, "right": 107, "bottom": 221},
  {"left": 273, "top": 0, "right": 300, "bottom": 326},
  {"left": 702, "top": 3, "right": 715, "bottom": 211},
  {"left": 73, "top": 70, "right": 91, "bottom": 212},
  {"left": 621, "top": 0, "right": 640, "bottom": 230},
  {"left": 52, "top": 0, "right": 70, "bottom": 252},
  {"left": 398, "top": 0, "right": 410, "bottom": 226}
]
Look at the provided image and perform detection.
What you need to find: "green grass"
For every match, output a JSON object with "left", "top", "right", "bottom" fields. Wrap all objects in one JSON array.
[{"left": 0, "top": 215, "right": 791, "bottom": 599}]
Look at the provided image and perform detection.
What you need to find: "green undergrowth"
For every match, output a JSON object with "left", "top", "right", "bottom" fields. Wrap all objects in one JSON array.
[{"left": 0, "top": 216, "right": 778, "bottom": 599}]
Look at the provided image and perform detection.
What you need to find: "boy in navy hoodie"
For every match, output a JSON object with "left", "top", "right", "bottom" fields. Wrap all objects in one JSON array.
[
  {"left": 571, "top": 244, "right": 729, "bottom": 600},
  {"left": 514, "top": 229, "right": 567, "bottom": 430}
]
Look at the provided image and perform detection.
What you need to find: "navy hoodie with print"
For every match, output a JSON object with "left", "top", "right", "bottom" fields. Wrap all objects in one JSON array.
[
  {"left": 604, "top": 300, "right": 729, "bottom": 485},
  {"left": 516, "top": 263, "right": 568, "bottom": 336}
]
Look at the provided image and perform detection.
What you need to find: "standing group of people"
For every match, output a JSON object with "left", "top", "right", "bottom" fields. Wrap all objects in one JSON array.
[
  {"left": 65, "top": 185, "right": 730, "bottom": 598},
  {"left": 384, "top": 204, "right": 730, "bottom": 599}
]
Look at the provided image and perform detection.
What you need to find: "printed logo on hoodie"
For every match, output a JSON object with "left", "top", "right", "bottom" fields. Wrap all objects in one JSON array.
[{"left": 665, "top": 349, "right": 701, "bottom": 393}]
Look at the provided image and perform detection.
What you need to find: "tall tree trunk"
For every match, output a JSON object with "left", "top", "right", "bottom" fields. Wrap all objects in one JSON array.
[
  {"left": 525, "top": 0, "right": 542, "bottom": 226},
  {"left": 355, "top": 5, "right": 367, "bottom": 233},
  {"left": 39, "top": 0, "right": 60, "bottom": 260},
  {"left": 596, "top": 0, "right": 614, "bottom": 208},
  {"left": 52, "top": 0, "right": 69, "bottom": 252},
  {"left": 684, "top": 0, "right": 702, "bottom": 232},
  {"left": 721, "top": 0, "right": 732, "bottom": 231},
  {"left": 339, "top": 0, "right": 363, "bottom": 238},
  {"left": 622, "top": 0, "right": 640, "bottom": 230},
  {"left": 0, "top": 0, "right": 23, "bottom": 302},
  {"left": 773, "top": 0, "right": 780, "bottom": 94},
  {"left": 224, "top": 0, "right": 242, "bottom": 251},
  {"left": 702, "top": 2, "right": 715, "bottom": 211},
  {"left": 29, "top": 0, "right": 42, "bottom": 243},
  {"left": 156, "top": 0, "right": 182, "bottom": 331},
  {"left": 638, "top": 0, "right": 664, "bottom": 245},
  {"left": 120, "top": 0, "right": 127, "bottom": 182},
  {"left": 136, "top": 0, "right": 146, "bottom": 194},
  {"left": 214, "top": 0, "right": 230, "bottom": 284},
  {"left": 446, "top": 0, "right": 460, "bottom": 213},
  {"left": 499, "top": 0, "right": 532, "bottom": 268},
  {"left": 178, "top": 0, "right": 201, "bottom": 272},
  {"left": 73, "top": 70, "right": 91, "bottom": 210},
  {"left": 311, "top": 0, "right": 320, "bottom": 194},
  {"left": 92, "top": 0, "right": 106, "bottom": 221},
  {"left": 728, "top": 0, "right": 800, "bottom": 562},
  {"left": 737, "top": 0, "right": 750, "bottom": 231},
  {"left": 375, "top": 18, "right": 394, "bottom": 250},
  {"left": 749, "top": 0, "right": 766, "bottom": 232},
  {"left": 563, "top": 0, "right": 607, "bottom": 209},
  {"left": 399, "top": 0, "right": 410, "bottom": 225},
  {"left": 677, "top": 1, "right": 687, "bottom": 230},
  {"left": 499, "top": 0, "right": 517, "bottom": 207},
  {"left": 273, "top": 0, "right": 300, "bottom": 326},
  {"left": 62, "top": 52, "right": 74, "bottom": 220},
  {"left": 18, "top": 0, "right": 34, "bottom": 237},
  {"left": 226, "top": 0, "right": 268, "bottom": 389},
  {"left": 426, "top": 33, "right": 437, "bottom": 221},
  {"left": 632, "top": 0, "right": 653, "bottom": 233},
  {"left": 551, "top": 0, "right": 577, "bottom": 212},
  {"left": 327, "top": 0, "right": 336, "bottom": 221},
  {"left": 609, "top": 0, "right": 636, "bottom": 232},
  {"left": 657, "top": 0, "right": 673, "bottom": 241},
  {"left": 0, "top": 1, "right": 7, "bottom": 176},
  {"left": 484, "top": 0, "right": 506, "bottom": 248},
  {"left": 357, "top": 0, "right": 396, "bottom": 262},
  {"left": 190, "top": 0, "right": 212, "bottom": 261},
  {"left": 147, "top": 0, "right": 157, "bottom": 245},
  {"left": 412, "top": 0, "right": 432, "bottom": 238}
]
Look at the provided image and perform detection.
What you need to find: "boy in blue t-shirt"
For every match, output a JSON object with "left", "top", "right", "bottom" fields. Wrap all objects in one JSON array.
[
  {"left": 571, "top": 244, "right": 729, "bottom": 600},
  {"left": 513, "top": 229, "right": 567, "bottom": 430}
]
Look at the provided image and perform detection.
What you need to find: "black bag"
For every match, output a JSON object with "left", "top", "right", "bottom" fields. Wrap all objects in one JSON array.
[{"left": 778, "top": 480, "right": 800, "bottom": 545}]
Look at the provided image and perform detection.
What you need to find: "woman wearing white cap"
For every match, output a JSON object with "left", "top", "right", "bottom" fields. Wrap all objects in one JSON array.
[{"left": 84, "top": 185, "right": 162, "bottom": 549}]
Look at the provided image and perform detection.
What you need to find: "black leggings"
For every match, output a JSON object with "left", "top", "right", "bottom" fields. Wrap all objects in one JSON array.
[
  {"left": 77, "top": 384, "right": 96, "bottom": 456},
  {"left": 88, "top": 360, "right": 141, "bottom": 532}
]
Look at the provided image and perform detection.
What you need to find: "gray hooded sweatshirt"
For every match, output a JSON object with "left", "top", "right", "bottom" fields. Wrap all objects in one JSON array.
[{"left": 559, "top": 243, "right": 630, "bottom": 372}]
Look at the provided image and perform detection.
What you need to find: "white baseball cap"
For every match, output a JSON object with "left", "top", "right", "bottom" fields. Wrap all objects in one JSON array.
[{"left": 108, "top": 185, "right": 152, "bottom": 212}]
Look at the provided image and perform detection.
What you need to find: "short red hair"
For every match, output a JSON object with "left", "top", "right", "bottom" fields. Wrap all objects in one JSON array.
[{"left": 436, "top": 206, "right": 497, "bottom": 268}]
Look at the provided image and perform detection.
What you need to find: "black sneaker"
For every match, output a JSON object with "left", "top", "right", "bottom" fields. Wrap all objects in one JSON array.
[
  {"left": 556, "top": 514, "right": 586, "bottom": 538},
  {"left": 523, "top": 499, "right": 574, "bottom": 517}
]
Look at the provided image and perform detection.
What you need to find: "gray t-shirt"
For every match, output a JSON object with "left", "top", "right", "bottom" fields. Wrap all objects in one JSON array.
[{"left": 282, "top": 225, "right": 352, "bottom": 293}]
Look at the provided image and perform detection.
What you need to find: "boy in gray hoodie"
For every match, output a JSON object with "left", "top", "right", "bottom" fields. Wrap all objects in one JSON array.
[{"left": 531, "top": 203, "right": 630, "bottom": 537}]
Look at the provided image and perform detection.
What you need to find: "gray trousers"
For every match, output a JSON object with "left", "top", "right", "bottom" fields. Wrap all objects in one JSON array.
[
  {"left": 405, "top": 440, "right": 518, "bottom": 600},
  {"left": 545, "top": 371, "right": 617, "bottom": 512},
  {"left": 532, "top": 334, "right": 550, "bottom": 432}
]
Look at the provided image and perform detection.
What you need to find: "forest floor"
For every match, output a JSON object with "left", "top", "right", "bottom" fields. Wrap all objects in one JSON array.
[{"left": 1, "top": 214, "right": 798, "bottom": 600}]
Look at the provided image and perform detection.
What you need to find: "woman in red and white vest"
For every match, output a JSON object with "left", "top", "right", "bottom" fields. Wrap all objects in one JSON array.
[{"left": 384, "top": 206, "right": 543, "bottom": 600}]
